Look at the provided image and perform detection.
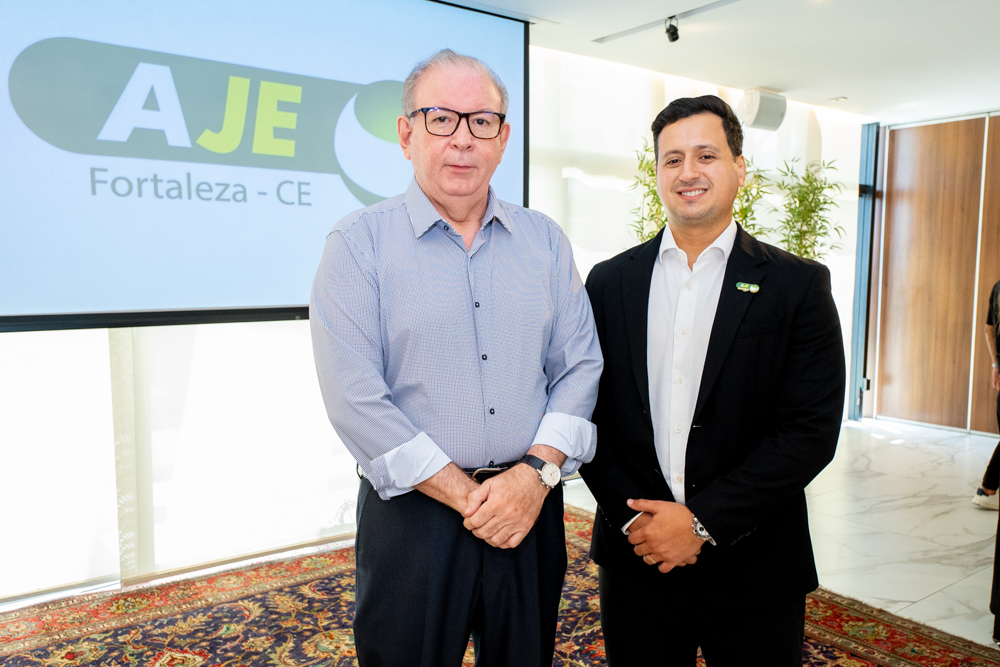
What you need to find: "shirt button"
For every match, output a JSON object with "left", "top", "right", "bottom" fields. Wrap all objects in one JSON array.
[
  {"left": 482, "top": 354, "right": 488, "bottom": 361},
  {"left": 678, "top": 377, "right": 684, "bottom": 384},
  {"left": 675, "top": 426, "right": 682, "bottom": 433},
  {"left": 475, "top": 302, "right": 480, "bottom": 308},
  {"left": 676, "top": 475, "right": 683, "bottom": 482},
  {"left": 680, "top": 328, "right": 687, "bottom": 335},
  {"left": 686, "top": 284, "right": 692, "bottom": 290},
  {"left": 489, "top": 408, "right": 495, "bottom": 415}
]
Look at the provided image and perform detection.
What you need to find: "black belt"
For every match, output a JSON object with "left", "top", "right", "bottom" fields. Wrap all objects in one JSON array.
[
  {"left": 463, "top": 460, "right": 520, "bottom": 482},
  {"left": 357, "top": 459, "right": 522, "bottom": 482}
]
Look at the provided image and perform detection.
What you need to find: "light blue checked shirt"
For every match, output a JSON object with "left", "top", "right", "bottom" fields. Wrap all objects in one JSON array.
[{"left": 310, "top": 179, "right": 602, "bottom": 500}]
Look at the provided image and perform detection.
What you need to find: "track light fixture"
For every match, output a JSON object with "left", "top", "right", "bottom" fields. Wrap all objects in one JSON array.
[
  {"left": 665, "top": 16, "right": 679, "bottom": 42},
  {"left": 594, "top": 0, "right": 744, "bottom": 45}
]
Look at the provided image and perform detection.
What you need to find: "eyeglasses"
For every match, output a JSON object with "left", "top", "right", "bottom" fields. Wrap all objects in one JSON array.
[{"left": 409, "top": 107, "right": 506, "bottom": 139}]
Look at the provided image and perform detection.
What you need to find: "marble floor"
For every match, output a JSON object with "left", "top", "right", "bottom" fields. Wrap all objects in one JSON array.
[{"left": 562, "top": 418, "right": 1000, "bottom": 648}]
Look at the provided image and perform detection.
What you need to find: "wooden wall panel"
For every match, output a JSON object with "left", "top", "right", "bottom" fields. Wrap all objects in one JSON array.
[
  {"left": 971, "top": 119, "right": 1000, "bottom": 434},
  {"left": 877, "top": 119, "right": 985, "bottom": 428},
  {"left": 863, "top": 128, "right": 888, "bottom": 418}
]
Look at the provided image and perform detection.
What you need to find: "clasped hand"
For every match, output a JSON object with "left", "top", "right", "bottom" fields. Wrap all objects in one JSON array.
[
  {"left": 626, "top": 498, "right": 703, "bottom": 573},
  {"left": 462, "top": 464, "right": 548, "bottom": 549}
]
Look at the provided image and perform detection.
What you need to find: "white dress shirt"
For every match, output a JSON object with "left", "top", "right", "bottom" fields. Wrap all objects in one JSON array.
[{"left": 623, "top": 220, "right": 737, "bottom": 533}]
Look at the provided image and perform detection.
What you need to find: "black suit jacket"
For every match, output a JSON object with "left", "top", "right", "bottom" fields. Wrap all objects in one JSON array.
[{"left": 580, "top": 226, "right": 845, "bottom": 601}]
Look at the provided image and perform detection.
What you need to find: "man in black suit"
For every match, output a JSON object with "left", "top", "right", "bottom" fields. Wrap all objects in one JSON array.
[{"left": 580, "top": 95, "right": 845, "bottom": 665}]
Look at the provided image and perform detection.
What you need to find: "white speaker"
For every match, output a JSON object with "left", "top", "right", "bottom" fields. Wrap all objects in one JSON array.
[{"left": 736, "top": 89, "right": 786, "bottom": 131}]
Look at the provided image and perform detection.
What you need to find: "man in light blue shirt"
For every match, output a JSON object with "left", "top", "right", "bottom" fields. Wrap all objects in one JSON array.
[{"left": 310, "top": 49, "right": 602, "bottom": 667}]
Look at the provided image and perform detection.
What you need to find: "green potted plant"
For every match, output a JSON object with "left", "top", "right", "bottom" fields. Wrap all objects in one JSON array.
[
  {"left": 628, "top": 138, "right": 663, "bottom": 243},
  {"left": 771, "top": 160, "right": 844, "bottom": 261},
  {"left": 733, "top": 164, "right": 769, "bottom": 238}
]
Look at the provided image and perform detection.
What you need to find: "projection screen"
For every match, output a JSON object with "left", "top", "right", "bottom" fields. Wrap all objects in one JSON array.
[{"left": 0, "top": 0, "right": 527, "bottom": 331}]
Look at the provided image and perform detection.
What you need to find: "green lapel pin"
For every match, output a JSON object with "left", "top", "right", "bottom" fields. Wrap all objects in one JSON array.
[{"left": 736, "top": 282, "right": 760, "bottom": 293}]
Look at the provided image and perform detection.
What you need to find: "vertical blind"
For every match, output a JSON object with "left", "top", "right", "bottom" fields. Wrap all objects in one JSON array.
[
  {"left": 0, "top": 329, "right": 118, "bottom": 600},
  {"left": 0, "top": 321, "right": 358, "bottom": 602}
]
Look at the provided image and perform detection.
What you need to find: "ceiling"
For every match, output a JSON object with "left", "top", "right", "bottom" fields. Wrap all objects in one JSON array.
[{"left": 449, "top": 0, "right": 1000, "bottom": 125}]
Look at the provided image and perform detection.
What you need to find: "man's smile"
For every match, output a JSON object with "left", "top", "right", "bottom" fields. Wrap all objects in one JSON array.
[{"left": 677, "top": 187, "right": 708, "bottom": 199}]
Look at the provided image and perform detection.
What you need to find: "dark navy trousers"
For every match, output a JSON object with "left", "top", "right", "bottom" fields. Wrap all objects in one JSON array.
[
  {"left": 598, "top": 565, "right": 807, "bottom": 666},
  {"left": 353, "top": 477, "right": 567, "bottom": 667},
  {"left": 983, "top": 393, "right": 1000, "bottom": 491},
  {"left": 989, "top": 392, "right": 1000, "bottom": 640}
]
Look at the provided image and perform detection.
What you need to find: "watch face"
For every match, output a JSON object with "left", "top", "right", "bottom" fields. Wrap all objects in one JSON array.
[
  {"left": 540, "top": 462, "right": 561, "bottom": 488},
  {"left": 692, "top": 520, "right": 710, "bottom": 541}
]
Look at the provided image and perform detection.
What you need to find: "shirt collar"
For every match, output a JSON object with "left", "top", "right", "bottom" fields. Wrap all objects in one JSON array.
[
  {"left": 657, "top": 219, "right": 738, "bottom": 264},
  {"left": 404, "top": 177, "right": 510, "bottom": 237}
]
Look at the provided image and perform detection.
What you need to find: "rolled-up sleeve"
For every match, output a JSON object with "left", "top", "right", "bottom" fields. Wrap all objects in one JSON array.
[
  {"left": 533, "top": 227, "right": 604, "bottom": 475},
  {"left": 310, "top": 229, "right": 451, "bottom": 499}
]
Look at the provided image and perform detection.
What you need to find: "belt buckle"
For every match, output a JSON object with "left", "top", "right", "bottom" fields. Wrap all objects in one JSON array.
[{"left": 470, "top": 466, "right": 503, "bottom": 482}]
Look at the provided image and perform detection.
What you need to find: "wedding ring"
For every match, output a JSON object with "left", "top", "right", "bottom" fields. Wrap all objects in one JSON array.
[{"left": 644, "top": 554, "right": 655, "bottom": 565}]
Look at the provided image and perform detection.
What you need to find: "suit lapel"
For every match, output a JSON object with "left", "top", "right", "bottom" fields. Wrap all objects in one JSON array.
[
  {"left": 621, "top": 231, "right": 662, "bottom": 423},
  {"left": 693, "top": 227, "right": 767, "bottom": 421}
]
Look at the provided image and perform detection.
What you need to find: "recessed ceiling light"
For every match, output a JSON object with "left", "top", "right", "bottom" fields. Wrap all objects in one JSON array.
[{"left": 828, "top": 96, "right": 848, "bottom": 102}]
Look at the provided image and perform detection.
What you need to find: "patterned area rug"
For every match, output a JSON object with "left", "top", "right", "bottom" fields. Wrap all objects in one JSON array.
[{"left": 2, "top": 505, "right": 999, "bottom": 666}]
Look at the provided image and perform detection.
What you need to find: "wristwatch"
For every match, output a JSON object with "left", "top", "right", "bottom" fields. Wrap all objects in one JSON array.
[
  {"left": 518, "top": 454, "right": 561, "bottom": 489},
  {"left": 691, "top": 514, "right": 717, "bottom": 546}
]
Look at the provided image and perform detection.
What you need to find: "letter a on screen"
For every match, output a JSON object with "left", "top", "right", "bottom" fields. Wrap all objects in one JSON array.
[{"left": 97, "top": 62, "right": 192, "bottom": 147}]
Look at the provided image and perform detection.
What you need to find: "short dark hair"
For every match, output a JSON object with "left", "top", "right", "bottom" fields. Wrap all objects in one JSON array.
[{"left": 651, "top": 95, "right": 743, "bottom": 163}]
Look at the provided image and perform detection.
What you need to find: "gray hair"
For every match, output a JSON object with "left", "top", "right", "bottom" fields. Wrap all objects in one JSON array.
[{"left": 401, "top": 49, "right": 509, "bottom": 117}]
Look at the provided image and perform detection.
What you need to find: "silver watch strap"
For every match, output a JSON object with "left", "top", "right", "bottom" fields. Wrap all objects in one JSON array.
[{"left": 691, "top": 514, "right": 717, "bottom": 546}]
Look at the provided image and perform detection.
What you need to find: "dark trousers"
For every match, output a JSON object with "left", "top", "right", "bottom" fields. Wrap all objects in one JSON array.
[
  {"left": 984, "top": 392, "right": 1000, "bottom": 491},
  {"left": 994, "top": 509, "right": 1000, "bottom": 642},
  {"left": 353, "top": 477, "right": 567, "bottom": 667},
  {"left": 599, "top": 565, "right": 806, "bottom": 667},
  {"left": 991, "top": 392, "right": 1000, "bottom": 641}
]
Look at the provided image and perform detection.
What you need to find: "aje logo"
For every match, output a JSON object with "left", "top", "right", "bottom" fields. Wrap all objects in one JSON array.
[
  {"left": 97, "top": 63, "right": 304, "bottom": 158},
  {"left": 8, "top": 38, "right": 414, "bottom": 204}
]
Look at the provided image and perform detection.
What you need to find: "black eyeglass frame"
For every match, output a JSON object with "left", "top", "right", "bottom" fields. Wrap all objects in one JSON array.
[{"left": 408, "top": 107, "right": 507, "bottom": 139}]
